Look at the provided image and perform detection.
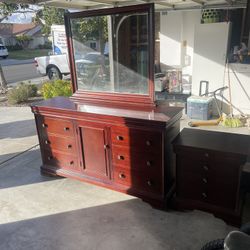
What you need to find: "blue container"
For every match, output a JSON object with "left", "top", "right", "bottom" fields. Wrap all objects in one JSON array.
[{"left": 187, "top": 96, "right": 213, "bottom": 120}]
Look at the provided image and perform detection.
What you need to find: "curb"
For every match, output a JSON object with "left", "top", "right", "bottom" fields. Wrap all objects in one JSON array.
[{"left": 8, "top": 76, "right": 49, "bottom": 87}]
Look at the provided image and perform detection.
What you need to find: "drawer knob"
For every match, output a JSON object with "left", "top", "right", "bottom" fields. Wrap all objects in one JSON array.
[
  {"left": 117, "top": 155, "right": 125, "bottom": 160},
  {"left": 42, "top": 123, "right": 48, "bottom": 128},
  {"left": 202, "top": 178, "right": 208, "bottom": 184},
  {"left": 45, "top": 140, "right": 50, "bottom": 145},
  {"left": 64, "top": 127, "right": 70, "bottom": 131},
  {"left": 69, "top": 161, "right": 74, "bottom": 165},
  {"left": 203, "top": 165, "right": 209, "bottom": 171},
  {"left": 146, "top": 140, "right": 152, "bottom": 146},
  {"left": 146, "top": 161, "right": 152, "bottom": 167},
  {"left": 67, "top": 144, "right": 72, "bottom": 149},
  {"left": 202, "top": 192, "right": 207, "bottom": 198},
  {"left": 119, "top": 173, "right": 126, "bottom": 179},
  {"left": 204, "top": 153, "right": 209, "bottom": 158},
  {"left": 47, "top": 156, "right": 53, "bottom": 160},
  {"left": 147, "top": 180, "right": 153, "bottom": 186},
  {"left": 116, "top": 135, "right": 124, "bottom": 141},
  {"left": 104, "top": 144, "right": 109, "bottom": 150}
]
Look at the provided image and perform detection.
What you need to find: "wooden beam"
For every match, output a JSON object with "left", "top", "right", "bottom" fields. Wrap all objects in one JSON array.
[
  {"left": 189, "top": 0, "right": 205, "bottom": 5},
  {"left": 140, "top": 0, "right": 174, "bottom": 8}
]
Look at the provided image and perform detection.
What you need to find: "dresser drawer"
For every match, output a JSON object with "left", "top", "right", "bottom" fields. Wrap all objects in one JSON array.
[
  {"left": 112, "top": 145, "right": 162, "bottom": 171},
  {"left": 40, "top": 134, "right": 77, "bottom": 155},
  {"left": 43, "top": 150, "right": 79, "bottom": 171},
  {"left": 111, "top": 126, "right": 162, "bottom": 153},
  {"left": 114, "top": 166, "right": 163, "bottom": 195},
  {"left": 37, "top": 116, "right": 74, "bottom": 138}
]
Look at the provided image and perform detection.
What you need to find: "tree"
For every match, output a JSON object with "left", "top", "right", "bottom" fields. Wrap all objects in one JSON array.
[
  {"left": 72, "top": 16, "right": 108, "bottom": 54},
  {"left": 0, "top": 3, "right": 29, "bottom": 92},
  {"left": 0, "top": 64, "right": 7, "bottom": 93},
  {"left": 35, "top": 6, "right": 65, "bottom": 35}
]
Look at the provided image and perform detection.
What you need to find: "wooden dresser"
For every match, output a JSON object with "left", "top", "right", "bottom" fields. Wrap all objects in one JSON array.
[
  {"left": 173, "top": 128, "right": 250, "bottom": 226},
  {"left": 31, "top": 97, "right": 182, "bottom": 208}
]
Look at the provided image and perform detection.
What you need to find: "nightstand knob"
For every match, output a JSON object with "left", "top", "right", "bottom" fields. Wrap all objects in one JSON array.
[
  {"left": 45, "top": 140, "right": 50, "bottom": 145},
  {"left": 116, "top": 135, "right": 124, "bottom": 141},
  {"left": 202, "top": 178, "right": 208, "bottom": 184},
  {"left": 47, "top": 156, "right": 53, "bottom": 160},
  {"left": 204, "top": 153, "right": 209, "bottom": 158},
  {"left": 64, "top": 127, "right": 70, "bottom": 131},
  {"left": 119, "top": 173, "right": 126, "bottom": 179},
  {"left": 70, "top": 161, "right": 74, "bottom": 165},
  {"left": 203, "top": 165, "right": 209, "bottom": 171},
  {"left": 146, "top": 161, "right": 152, "bottom": 167},
  {"left": 147, "top": 180, "right": 153, "bottom": 186},
  {"left": 202, "top": 192, "right": 207, "bottom": 198},
  {"left": 42, "top": 123, "right": 48, "bottom": 128},
  {"left": 146, "top": 140, "right": 152, "bottom": 146},
  {"left": 117, "top": 155, "right": 125, "bottom": 160},
  {"left": 67, "top": 144, "right": 72, "bottom": 149}
]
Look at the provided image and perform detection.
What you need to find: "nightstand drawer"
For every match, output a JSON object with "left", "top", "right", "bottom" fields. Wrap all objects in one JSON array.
[
  {"left": 112, "top": 145, "right": 162, "bottom": 170},
  {"left": 177, "top": 154, "right": 240, "bottom": 179},
  {"left": 38, "top": 116, "right": 74, "bottom": 138},
  {"left": 177, "top": 172, "right": 238, "bottom": 209},
  {"left": 43, "top": 150, "right": 79, "bottom": 171},
  {"left": 111, "top": 126, "right": 162, "bottom": 152},
  {"left": 114, "top": 166, "right": 163, "bottom": 194},
  {"left": 40, "top": 134, "right": 77, "bottom": 155},
  {"left": 177, "top": 173, "right": 208, "bottom": 200}
]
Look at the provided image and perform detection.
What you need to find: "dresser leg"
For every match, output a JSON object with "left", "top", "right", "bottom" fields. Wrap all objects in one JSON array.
[{"left": 40, "top": 166, "right": 64, "bottom": 178}]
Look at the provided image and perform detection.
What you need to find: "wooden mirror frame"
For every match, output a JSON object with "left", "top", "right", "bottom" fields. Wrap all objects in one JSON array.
[{"left": 64, "top": 3, "right": 155, "bottom": 109}]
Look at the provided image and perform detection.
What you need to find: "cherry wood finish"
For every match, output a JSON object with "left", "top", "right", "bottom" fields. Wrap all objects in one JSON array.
[
  {"left": 173, "top": 128, "right": 250, "bottom": 226},
  {"left": 31, "top": 97, "right": 182, "bottom": 208}
]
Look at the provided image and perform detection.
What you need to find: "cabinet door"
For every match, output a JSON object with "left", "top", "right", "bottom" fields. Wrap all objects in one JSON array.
[{"left": 78, "top": 123, "right": 110, "bottom": 181}]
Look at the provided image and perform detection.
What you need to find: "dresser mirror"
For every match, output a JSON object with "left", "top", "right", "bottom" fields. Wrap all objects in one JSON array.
[{"left": 65, "top": 4, "right": 155, "bottom": 107}]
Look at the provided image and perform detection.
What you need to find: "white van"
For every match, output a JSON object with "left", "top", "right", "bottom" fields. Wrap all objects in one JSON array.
[{"left": 0, "top": 44, "right": 8, "bottom": 59}]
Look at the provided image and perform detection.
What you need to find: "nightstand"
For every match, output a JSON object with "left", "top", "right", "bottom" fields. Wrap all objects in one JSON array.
[{"left": 173, "top": 128, "right": 250, "bottom": 226}]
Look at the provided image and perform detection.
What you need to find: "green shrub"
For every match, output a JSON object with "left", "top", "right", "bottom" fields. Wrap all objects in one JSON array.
[
  {"left": 41, "top": 80, "right": 72, "bottom": 100},
  {"left": 7, "top": 83, "right": 38, "bottom": 104},
  {"left": 38, "top": 41, "right": 52, "bottom": 49},
  {"left": 6, "top": 44, "right": 23, "bottom": 51}
]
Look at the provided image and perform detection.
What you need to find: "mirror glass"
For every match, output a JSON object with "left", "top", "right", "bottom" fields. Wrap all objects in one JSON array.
[{"left": 70, "top": 12, "right": 149, "bottom": 95}]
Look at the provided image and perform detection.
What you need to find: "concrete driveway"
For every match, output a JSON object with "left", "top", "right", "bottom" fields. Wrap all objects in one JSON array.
[{"left": 0, "top": 107, "right": 38, "bottom": 164}]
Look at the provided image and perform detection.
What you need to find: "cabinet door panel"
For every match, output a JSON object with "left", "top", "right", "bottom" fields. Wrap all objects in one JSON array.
[{"left": 79, "top": 125, "right": 110, "bottom": 180}]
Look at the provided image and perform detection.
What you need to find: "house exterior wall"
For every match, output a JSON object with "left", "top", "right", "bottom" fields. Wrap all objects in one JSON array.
[{"left": 28, "top": 36, "right": 49, "bottom": 49}]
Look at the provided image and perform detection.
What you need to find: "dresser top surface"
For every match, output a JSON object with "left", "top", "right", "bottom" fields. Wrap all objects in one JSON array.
[
  {"left": 31, "top": 97, "right": 183, "bottom": 124},
  {"left": 173, "top": 128, "right": 250, "bottom": 157}
]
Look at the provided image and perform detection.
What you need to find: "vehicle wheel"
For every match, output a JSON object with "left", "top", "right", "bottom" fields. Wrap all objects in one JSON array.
[
  {"left": 200, "top": 239, "right": 224, "bottom": 250},
  {"left": 47, "top": 66, "right": 62, "bottom": 80}
]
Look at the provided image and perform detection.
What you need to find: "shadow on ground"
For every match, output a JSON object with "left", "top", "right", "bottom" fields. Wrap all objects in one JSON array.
[
  {"left": 0, "top": 148, "right": 57, "bottom": 189},
  {"left": 0, "top": 119, "right": 36, "bottom": 139},
  {"left": 0, "top": 199, "right": 233, "bottom": 250}
]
